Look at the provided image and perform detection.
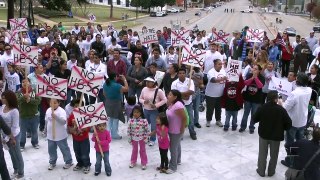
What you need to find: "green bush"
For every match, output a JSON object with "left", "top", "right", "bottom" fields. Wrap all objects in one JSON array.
[{"left": 33, "top": 7, "right": 68, "bottom": 18}]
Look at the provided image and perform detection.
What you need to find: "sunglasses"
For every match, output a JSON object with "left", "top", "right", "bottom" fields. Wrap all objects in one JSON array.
[{"left": 5, "top": 48, "right": 11, "bottom": 50}]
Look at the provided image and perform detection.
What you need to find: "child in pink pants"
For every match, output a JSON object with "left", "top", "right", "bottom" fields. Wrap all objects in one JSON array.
[{"left": 127, "top": 105, "right": 149, "bottom": 170}]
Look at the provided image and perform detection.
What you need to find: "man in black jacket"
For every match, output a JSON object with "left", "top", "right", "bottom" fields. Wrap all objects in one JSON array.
[
  {"left": 253, "top": 90, "right": 292, "bottom": 177},
  {"left": 91, "top": 34, "right": 105, "bottom": 57},
  {"left": 0, "top": 116, "right": 15, "bottom": 180}
]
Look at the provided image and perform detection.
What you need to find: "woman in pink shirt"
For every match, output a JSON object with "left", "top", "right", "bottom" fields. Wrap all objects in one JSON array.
[
  {"left": 139, "top": 77, "right": 167, "bottom": 146},
  {"left": 165, "top": 90, "right": 187, "bottom": 174}
]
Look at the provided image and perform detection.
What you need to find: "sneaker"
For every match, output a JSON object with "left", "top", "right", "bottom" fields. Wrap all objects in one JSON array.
[
  {"left": 94, "top": 172, "right": 100, "bottom": 176},
  {"left": 232, "top": 127, "right": 237, "bottom": 131},
  {"left": 27, "top": 132, "right": 31, "bottom": 138},
  {"left": 223, "top": 128, "right": 228, "bottom": 132},
  {"left": 48, "top": 164, "right": 56, "bottom": 170},
  {"left": 142, "top": 165, "right": 147, "bottom": 170},
  {"left": 177, "top": 162, "right": 181, "bottom": 165},
  {"left": 166, "top": 169, "right": 176, "bottom": 174},
  {"left": 10, "top": 173, "right": 17, "bottom": 179},
  {"left": 33, "top": 144, "right": 40, "bottom": 149},
  {"left": 156, "top": 167, "right": 162, "bottom": 171},
  {"left": 206, "top": 121, "right": 211, "bottom": 127},
  {"left": 160, "top": 169, "right": 166, "bottom": 173},
  {"left": 194, "top": 123, "right": 202, "bottom": 128},
  {"left": 129, "top": 164, "right": 136, "bottom": 168},
  {"left": 216, "top": 121, "right": 223, "bottom": 127},
  {"left": 249, "top": 130, "right": 254, "bottom": 134},
  {"left": 20, "top": 147, "right": 25, "bottom": 152},
  {"left": 73, "top": 165, "right": 82, "bottom": 171},
  {"left": 148, "top": 141, "right": 155, "bottom": 146},
  {"left": 13, "top": 174, "right": 24, "bottom": 180},
  {"left": 106, "top": 173, "right": 111, "bottom": 176},
  {"left": 83, "top": 166, "right": 90, "bottom": 174},
  {"left": 239, "top": 128, "right": 245, "bottom": 133},
  {"left": 256, "top": 169, "right": 265, "bottom": 177},
  {"left": 190, "top": 134, "right": 197, "bottom": 140},
  {"left": 63, "top": 163, "right": 73, "bottom": 169}
]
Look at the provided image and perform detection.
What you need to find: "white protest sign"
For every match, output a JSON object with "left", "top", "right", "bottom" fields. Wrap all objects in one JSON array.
[
  {"left": 73, "top": 102, "right": 108, "bottom": 129},
  {"left": 268, "top": 77, "right": 293, "bottom": 96},
  {"left": 8, "top": 30, "right": 19, "bottom": 45},
  {"left": 246, "top": 29, "right": 264, "bottom": 43},
  {"left": 9, "top": 18, "right": 28, "bottom": 32},
  {"left": 36, "top": 75, "right": 68, "bottom": 100},
  {"left": 181, "top": 45, "right": 206, "bottom": 68},
  {"left": 171, "top": 30, "right": 190, "bottom": 46},
  {"left": 68, "top": 66, "right": 104, "bottom": 97},
  {"left": 140, "top": 28, "right": 158, "bottom": 45},
  {"left": 155, "top": 71, "right": 165, "bottom": 86},
  {"left": 212, "top": 30, "right": 230, "bottom": 44},
  {"left": 13, "top": 44, "right": 38, "bottom": 67},
  {"left": 226, "top": 59, "right": 243, "bottom": 82}
]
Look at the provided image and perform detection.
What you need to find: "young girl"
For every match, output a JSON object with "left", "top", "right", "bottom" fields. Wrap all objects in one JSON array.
[
  {"left": 125, "top": 96, "right": 136, "bottom": 121},
  {"left": 6, "top": 64, "right": 20, "bottom": 93},
  {"left": 150, "top": 113, "right": 170, "bottom": 173},
  {"left": 92, "top": 123, "right": 112, "bottom": 176},
  {"left": 46, "top": 98, "right": 73, "bottom": 170},
  {"left": 127, "top": 105, "right": 149, "bottom": 170}
]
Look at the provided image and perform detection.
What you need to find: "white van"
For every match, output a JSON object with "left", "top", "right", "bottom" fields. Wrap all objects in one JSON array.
[{"left": 156, "top": 12, "right": 164, "bottom": 17}]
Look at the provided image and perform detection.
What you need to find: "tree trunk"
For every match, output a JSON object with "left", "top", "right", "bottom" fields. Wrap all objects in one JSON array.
[
  {"left": 110, "top": 2, "right": 113, "bottom": 18},
  {"left": 7, "top": 0, "right": 14, "bottom": 29}
]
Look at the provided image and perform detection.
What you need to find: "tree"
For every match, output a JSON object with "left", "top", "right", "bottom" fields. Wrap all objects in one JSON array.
[
  {"left": 39, "top": 0, "right": 71, "bottom": 11},
  {"left": 288, "top": 0, "right": 294, "bottom": 10},
  {"left": 312, "top": 5, "right": 320, "bottom": 19},
  {"left": 258, "top": 0, "right": 268, "bottom": 7},
  {"left": 110, "top": 0, "right": 113, "bottom": 18},
  {"left": 166, "top": 0, "right": 176, "bottom": 6},
  {"left": 307, "top": 2, "right": 317, "bottom": 19}
]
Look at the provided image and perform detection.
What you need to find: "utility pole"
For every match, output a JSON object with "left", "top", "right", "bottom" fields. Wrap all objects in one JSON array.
[
  {"left": 285, "top": 0, "right": 288, "bottom": 14},
  {"left": 7, "top": 0, "right": 14, "bottom": 29},
  {"left": 20, "top": 0, "right": 22, "bottom": 17}
]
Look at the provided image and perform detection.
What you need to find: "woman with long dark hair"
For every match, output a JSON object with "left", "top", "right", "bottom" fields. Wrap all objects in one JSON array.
[
  {"left": 165, "top": 90, "right": 187, "bottom": 174},
  {"left": 1, "top": 90, "right": 24, "bottom": 179},
  {"left": 103, "top": 72, "right": 128, "bottom": 139},
  {"left": 126, "top": 57, "right": 148, "bottom": 99}
]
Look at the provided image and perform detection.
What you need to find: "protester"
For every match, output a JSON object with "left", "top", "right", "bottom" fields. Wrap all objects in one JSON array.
[
  {"left": 126, "top": 56, "right": 148, "bottom": 98},
  {"left": 165, "top": 90, "right": 187, "bottom": 174},
  {"left": 92, "top": 123, "right": 112, "bottom": 176},
  {"left": 253, "top": 91, "right": 292, "bottom": 177},
  {"left": 139, "top": 77, "right": 167, "bottom": 146},
  {"left": 161, "top": 63, "right": 178, "bottom": 96},
  {"left": 171, "top": 67, "right": 197, "bottom": 140},
  {"left": 280, "top": 39, "right": 293, "bottom": 77},
  {"left": 103, "top": 73, "right": 128, "bottom": 140},
  {"left": 205, "top": 59, "right": 226, "bottom": 128},
  {"left": 127, "top": 105, "right": 149, "bottom": 170},
  {"left": 191, "top": 67, "right": 204, "bottom": 129},
  {"left": 294, "top": 38, "right": 311, "bottom": 74},
  {"left": 1, "top": 90, "right": 24, "bottom": 179}
]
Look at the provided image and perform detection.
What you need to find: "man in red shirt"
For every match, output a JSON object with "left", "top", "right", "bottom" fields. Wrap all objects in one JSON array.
[{"left": 107, "top": 48, "right": 127, "bottom": 83}]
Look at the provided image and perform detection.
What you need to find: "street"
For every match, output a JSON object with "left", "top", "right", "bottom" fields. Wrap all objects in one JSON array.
[{"left": 4, "top": 0, "right": 320, "bottom": 180}]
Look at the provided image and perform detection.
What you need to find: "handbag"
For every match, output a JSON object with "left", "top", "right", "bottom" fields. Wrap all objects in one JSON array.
[
  {"left": 153, "top": 88, "right": 167, "bottom": 113},
  {"left": 285, "top": 148, "right": 320, "bottom": 180}
]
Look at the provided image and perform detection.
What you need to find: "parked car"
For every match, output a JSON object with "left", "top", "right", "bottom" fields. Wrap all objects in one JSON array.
[
  {"left": 241, "top": 9, "right": 253, "bottom": 13},
  {"left": 179, "top": 8, "right": 185, "bottom": 12},
  {"left": 313, "top": 23, "right": 320, "bottom": 33},
  {"left": 150, "top": 12, "right": 156, "bottom": 17},
  {"left": 284, "top": 27, "right": 296, "bottom": 36},
  {"left": 162, "top": 11, "right": 168, "bottom": 16},
  {"left": 167, "top": 8, "right": 179, "bottom": 13}
]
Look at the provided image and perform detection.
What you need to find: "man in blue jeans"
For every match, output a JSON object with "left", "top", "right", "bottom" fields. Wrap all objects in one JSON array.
[
  {"left": 279, "top": 73, "right": 312, "bottom": 167},
  {"left": 171, "top": 67, "right": 197, "bottom": 140}
]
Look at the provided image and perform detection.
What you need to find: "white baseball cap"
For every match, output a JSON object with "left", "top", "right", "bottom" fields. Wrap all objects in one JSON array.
[{"left": 144, "top": 77, "right": 156, "bottom": 82}]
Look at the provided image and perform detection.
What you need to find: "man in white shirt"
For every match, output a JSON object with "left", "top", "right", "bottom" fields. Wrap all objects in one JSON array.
[
  {"left": 0, "top": 44, "right": 14, "bottom": 78},
  {"left": 67, "top": 54, "right": 77, "bottom": 70},
  {"left": 306, "top": 31, "right": 318, "bottom": 51},
  {"left": 37, "top": 31, "right": 49, "bottom": 48},
  {"left": 71, "top": 23, "right": 80, "bottom": 35},
  {"left": 82, "top": 34, "right": 93, "bottom": 58},
  {"left": 312, "top": 37, "right": 320, "bottom": 52},
  {"left": 203, "top": 43, "right": 223, "bottom": 85},
  {"left": 205, "top": 59, "right": 226, "bottom": 127},
  {"left": 171, "top": 67, "right": 197, "bottom": 140},
  {"left": 291, "top": 35, "right": 300, "bottom": 50},
  {"left": 280, "top": 72, "right": 312, "bottom": 167}
]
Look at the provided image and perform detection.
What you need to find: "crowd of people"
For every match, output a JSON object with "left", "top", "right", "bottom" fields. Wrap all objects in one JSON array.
[{"left": 0, "top": 21, "right": 319, "bottom": 180}]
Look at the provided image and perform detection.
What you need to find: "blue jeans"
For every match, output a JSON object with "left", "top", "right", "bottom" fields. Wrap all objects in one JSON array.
[
  {"left": 224, "top": 111, "right": 238, "bottom": 129},
  {"left": 285, "top": 126, "right": 305, "bottom": 146},
  {"left": 128, "top": 87, "right": 142, "bottom": 100},
  {"left": 192, "top": 91, "right": 201, "bottom": 124},
  {"left": 48, "top": 138, "right": 73, "bottom": 165},
  {"left": 144, "top": 109, "right": 159, "bottom": 142},
  {"left": 20, "top": 116, "right": 39, "bottom": 148},
  {"left": 73, "top": 139, "right": 91, "bottom": 167},
  {"left": 108, "top": 118, "right": 121, "bottom": 139},
  {"left": 8, "top": 133, "right": 24, "bottom": 175},
  {"left": 185, "top": 104, "right": 196, "bottom": 136},
  {"left": 240, "top": 101, "right": 260, "bottom": 131},
  {"left": 66, "top": 89, "right": 76, "bottom": 105},
  {"left": 95, "top": 151, "right": 112, "bottom": 174},
  {"left": 39, "top": 102, "right": 47, "bottom": 131}
]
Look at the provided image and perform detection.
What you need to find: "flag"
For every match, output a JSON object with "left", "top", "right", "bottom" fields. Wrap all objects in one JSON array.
[{"left": 275, "top": 32, "right": 285, "bottom": 47}]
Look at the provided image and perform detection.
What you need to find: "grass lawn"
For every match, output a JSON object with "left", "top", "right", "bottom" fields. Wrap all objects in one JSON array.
[
  {"left": 61, "top": 20, "right": 142, "bottom": 29},
  {"left": 71, "top": 5, "right": 147, "bottom": 21},
  {"left": 0, "top": 8, "right": 45, "bottom": 25},
  {"left": 50, "top": 17, "right": 80, "bottom": 23}
]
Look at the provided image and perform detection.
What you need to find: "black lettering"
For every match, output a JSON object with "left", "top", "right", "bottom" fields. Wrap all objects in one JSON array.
[
  {"left": 37, "top": 84, "right": 45, "bottom": 94},
  {"left": 86, "top": 105, "right": 95, "bottom": 113},
  {"left": 80, "top": 68, "right": 94, "bottom": 80},
  {"left": 76, "top": 117, "right": 85, "bottom": 127}
]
